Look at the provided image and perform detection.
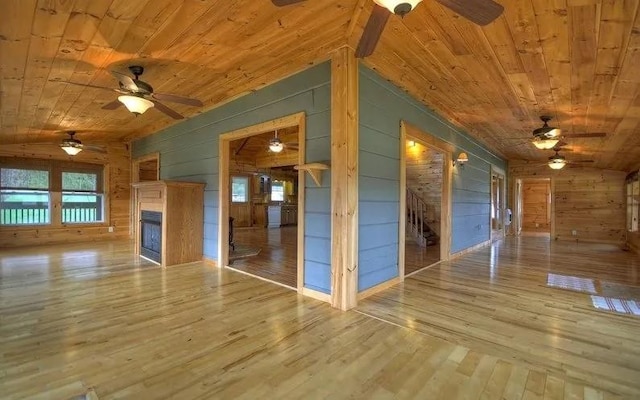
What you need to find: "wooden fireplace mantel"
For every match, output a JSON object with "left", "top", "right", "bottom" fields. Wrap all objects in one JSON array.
[{"left": 132, "top": 180, "right": 205, "bottom": 267}]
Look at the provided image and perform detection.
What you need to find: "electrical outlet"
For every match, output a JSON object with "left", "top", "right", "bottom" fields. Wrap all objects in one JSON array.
[
  {"left": 108, "top": 226, "right": 114, "bottom": 233},
  {"left": 572, "top": 229, "right": 577, "bottom": 236}
]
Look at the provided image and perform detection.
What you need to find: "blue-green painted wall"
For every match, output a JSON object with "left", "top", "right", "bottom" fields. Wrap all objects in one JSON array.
[
  {"left": 132, "top": 63, "right": 332, "bottom": 294},
  {"left": 358, "top": 65, "right": 506, "bottom": 291}
]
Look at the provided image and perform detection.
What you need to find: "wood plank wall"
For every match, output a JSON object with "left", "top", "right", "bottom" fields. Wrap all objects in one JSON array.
[
  {"left": 510, "top": 161, "right": 626, "bottom": 243},
  {"left": 358, "top": 66, "right": 506, "bottom": 291},
  {"left": 133, "top": 63, "right": 332, "bottom": 294},
  {"left": 0, "top": 143, "right": 130, "bottom": 247},
  {"left": 522, "top": 180, "right": 550, "bottom": 232},
  {"left": 405, "top": 141, "right": 443, "bottom": 236}
]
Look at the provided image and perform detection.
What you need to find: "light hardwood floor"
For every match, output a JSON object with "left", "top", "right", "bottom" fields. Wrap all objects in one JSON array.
[
  {"left": 229, "top": 226, "right": 297, "bottom": 288},
  {"left": 0, "top": 238, "right": 638, "bottom": 399},
  {"left": 359, "top": 237, "right": 640, "bottom": 398},
  {"left": 405, "top": 238, "right": 441, "bottom": 275}
]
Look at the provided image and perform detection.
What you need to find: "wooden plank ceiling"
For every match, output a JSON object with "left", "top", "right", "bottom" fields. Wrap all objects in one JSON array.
[{"left": 1, "top": 0, "right": 639, "bottom": 171}]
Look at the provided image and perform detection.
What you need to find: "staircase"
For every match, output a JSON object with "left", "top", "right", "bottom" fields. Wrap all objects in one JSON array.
[{"left": 406, "top": 188, "right": 439, "bottom": 247}]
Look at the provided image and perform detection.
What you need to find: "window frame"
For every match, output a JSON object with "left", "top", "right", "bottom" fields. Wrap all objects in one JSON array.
[
  {"left": 0, "top": 157, "right": 107, "bottom": 229},
  {"left": 61, "top": 167, "right": 105, "bottom": 224},
  {"left": 0, "top": 163, "right": 52, "bottom": 226},
  {"left": 231, "top": 175, "right": 250, "bottom": 203}
]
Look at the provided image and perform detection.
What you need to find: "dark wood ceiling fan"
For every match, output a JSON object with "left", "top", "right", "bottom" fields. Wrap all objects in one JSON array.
[
  {"left": 271, "top": 0, "right": 504, "bottom": 58},
  {"left": 55, "top": 66, "right": 203, "bottom": 120}
]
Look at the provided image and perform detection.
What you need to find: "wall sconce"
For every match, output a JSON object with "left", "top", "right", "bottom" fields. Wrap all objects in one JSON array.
[{"left": 453, "top": 152, "right": 469, "bottom": 167}]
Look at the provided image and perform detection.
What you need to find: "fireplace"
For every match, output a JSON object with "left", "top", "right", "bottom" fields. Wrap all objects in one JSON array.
[{"left": 140, "top": 210, "right": 162, "bottom": 263}]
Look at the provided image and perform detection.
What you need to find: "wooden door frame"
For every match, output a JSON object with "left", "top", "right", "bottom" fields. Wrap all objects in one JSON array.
[
  {"left": 400, "top": 122, "right": 453, "bottom": 280},
  {"left": 490, "top": 166, "right": 506, "bottom": 240},
  {"left": 218, "top": 112, "right": 306, "bottom": 292},
  {"left": 132, "top": 152, "right": 160, "bottom": 183},
  {"left": 513, "top": 177, "right": 554, "bottom": 237}
]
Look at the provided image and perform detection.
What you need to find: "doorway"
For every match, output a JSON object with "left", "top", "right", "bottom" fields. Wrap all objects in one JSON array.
[
  {"left": 219, "top": 113, "right": 306, "bottom": 291},
  {"left": 491, "top": 168, "right": 506, "bottom": 240},
  {"left": 400, "top": 122, "right": 452, "bottom": 278},
  {"left": 519, "top": 178, "right": 552, "bottom": 237}
]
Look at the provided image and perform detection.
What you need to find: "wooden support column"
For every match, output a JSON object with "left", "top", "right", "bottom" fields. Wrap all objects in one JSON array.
[{"left": 330, "top": 46, "right": 359, "bottom": 310}]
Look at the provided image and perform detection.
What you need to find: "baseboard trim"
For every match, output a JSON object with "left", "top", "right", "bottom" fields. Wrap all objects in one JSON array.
[
  {"left": 357, "top": 277, "right": 401, "bottom": 301},
  {"left": 451, "top": 240, "right": 491, "bottom": 259},
  {"left": 301, "top": 287, "right": 331, "bottom": 303}
]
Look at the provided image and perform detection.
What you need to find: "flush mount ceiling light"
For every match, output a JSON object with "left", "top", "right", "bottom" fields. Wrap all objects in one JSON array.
[
  {"left": 373, "top": 0, "right": 423, "bottom": 16},
  {"left": 532, "top": 136, "right": 560, "bottom": 150},
  {"left": 117, "top": 94, "right": 154, "bottom": 115},
  {"left": 548, "top": 151, "right": 567, "bottom": 170},
  {"left": 534, "top": 116, "right": 561, "bottom": 139},
  {"left": 269, "top": 130, "right": 284, "bottom": 153}
]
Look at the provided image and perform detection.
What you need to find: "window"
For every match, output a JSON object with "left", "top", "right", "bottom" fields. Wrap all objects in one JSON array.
[
  {"left": 271, "top": 181, "right": 284, "bottom": 202},
  {"left": 627, "top": 171, "right": 639, "bottom": 232},
  {"left": 62, "top": 170, "right": 104, "bottom": 223},
  {"left": 0, "top": 159, "right": 105, "bottom": 227},
  {"left": 231, "top": 176, "right": 249, "bottom": 202},
  {"left": 0, "top": 167, "right": 51, "bottom": 225}
]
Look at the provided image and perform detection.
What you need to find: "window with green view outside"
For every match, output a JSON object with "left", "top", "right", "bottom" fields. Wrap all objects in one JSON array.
[
  {"left": 0, "top": 167, "right": 51, "bottom": 225},
  {"left": 231, "top": 176, "right": 249, "bottom": 202},
  {"left": 62, "top": 171, "right": 104, "bottom": 223}
]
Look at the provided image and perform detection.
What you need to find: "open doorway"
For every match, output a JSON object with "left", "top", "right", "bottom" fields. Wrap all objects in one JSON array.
[
  {"left": 519, "top": 178, "right": 552, "bottom": 238},
  {"left": 401, "top": 123, "right": 452, "bottom": 277},
  {"left": 491, "top": 168, "right": 506, "bottom": 240},
  {"left": 219, "top": 113, "right": 305, "bottom": 290}
]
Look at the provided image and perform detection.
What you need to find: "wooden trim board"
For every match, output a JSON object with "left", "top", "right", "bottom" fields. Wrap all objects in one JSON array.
[
  {"left": 301, "top": 287, "right": 331, "bottom": 303},
  {"left": 357, "top": 277, "right": 401, "bottom": 301},
  {"left": 330, "top": 47, "right": 359, "bottom": 310},
  {"left": 450, "top": 239, "right": 491, "bottom": 259}
]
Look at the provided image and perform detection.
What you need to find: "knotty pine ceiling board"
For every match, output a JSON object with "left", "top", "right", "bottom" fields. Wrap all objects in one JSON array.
[{"left": 1, "top": 0, "right": 639, "bottom": 171}]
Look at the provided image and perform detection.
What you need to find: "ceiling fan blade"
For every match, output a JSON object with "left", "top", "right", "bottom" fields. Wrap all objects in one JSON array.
[
  {"left": 152, "top": 92, "right": 203, "bottom": 107},
  {"left": 563, "top": 132, "right": 606, "bottom": 138},
  {"left": 271, "top": 0, "right": 306, "bottom": 5},
  {"left": 102, "top": 99, "right": 122, "bottom": 110},
  {"left": 355, "top": 4, "right": 391, "bottom": 58},
  {"left": 435, "top": 0, "right": 504, "bottom": 26},
  {"left": 81, "top": 144, "right": 107, "bottom": 154},
  {"left": 110, "top": 70, "right": 139, "bottom": 92},
  {"left": 152, "top": 100, "right": 184, "bottom": 120}
]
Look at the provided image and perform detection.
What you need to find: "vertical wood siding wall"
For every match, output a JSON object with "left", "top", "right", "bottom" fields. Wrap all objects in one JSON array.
[
  {"left": 358, "top": 66, "right": 506, "bottom": 291},
  {"left": 132, "top": 63, "right": 332, "bottom": 294}
]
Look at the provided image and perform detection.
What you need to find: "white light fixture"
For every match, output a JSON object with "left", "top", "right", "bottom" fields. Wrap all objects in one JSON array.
[
  {"left": 532, "top": 137, "right": 560, "bottom": 150},
  {"left": 60, "top": 144, "right": 82, "bottom": 156},
  {"left": 118, "top": 95, "right": 154, "bottom": 115},
  {"left": 269, "top": 130, "right": 284, "bottom": 153},
  {"left": 373, "top": 0, "right": 422, "bottom": 16},
  {"left": 408, "top": 140, "right": 416, "bottom": 147},
  {"left": 453, "top": 152, "right": 469, "bottom": 167},
  {"left": 548, "top": 152, "right": 566, "bottom": 170}
]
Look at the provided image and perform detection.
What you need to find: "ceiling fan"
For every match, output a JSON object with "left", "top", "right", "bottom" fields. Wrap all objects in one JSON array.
[
  {"left": 546, "top": 149, "right": 594, "bottom": 170},
  {"left": 509, "top": 116, "right": 607, "bottom": 150},
  {"left": 272, "top": 0, "right": 504, "bottom": 57},
  {"left": 59, "top": 65, "right": 203, "bottom": 120},
  {"left": 268, "top": 130, "right": 299, "bottom": 153},
  {"left": 58, "top": 132, "right": 106, "bottom": 156}
]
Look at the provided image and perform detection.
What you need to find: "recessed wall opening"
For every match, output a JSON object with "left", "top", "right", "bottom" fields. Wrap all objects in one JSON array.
[
  {"left": 219, "top": 113, "right": 306, "bottom": 291},
  {"left": 519, "top": 178, "right": 552, "bottom": 238},
  {"left": 400, "top": 122, "right": 452, "bottom": 279}
]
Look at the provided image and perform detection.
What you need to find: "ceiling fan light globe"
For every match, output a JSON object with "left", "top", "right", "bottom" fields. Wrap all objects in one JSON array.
[
  {"left": 118, "top": 95, "right": 154, "bottom": 115},
  {"left": 373, "top": 0, "right": 422, "bottom": 16},
  {"left": 61, "top": 145, "right": 82, "bottom": 156},
  {"left": 532, "top": 138, "right": 559, "bottom": 150},
  {"left": 269, "top": 138, "right": 284, "bottom": 153},
  {"left": 548, "top": 160, "right": 566, "bottom": 170}
]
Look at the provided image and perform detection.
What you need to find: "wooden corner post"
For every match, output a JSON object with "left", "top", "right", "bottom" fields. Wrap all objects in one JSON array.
[{"left": 330, "top": 47, "right": 359, "bottom": 310}]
